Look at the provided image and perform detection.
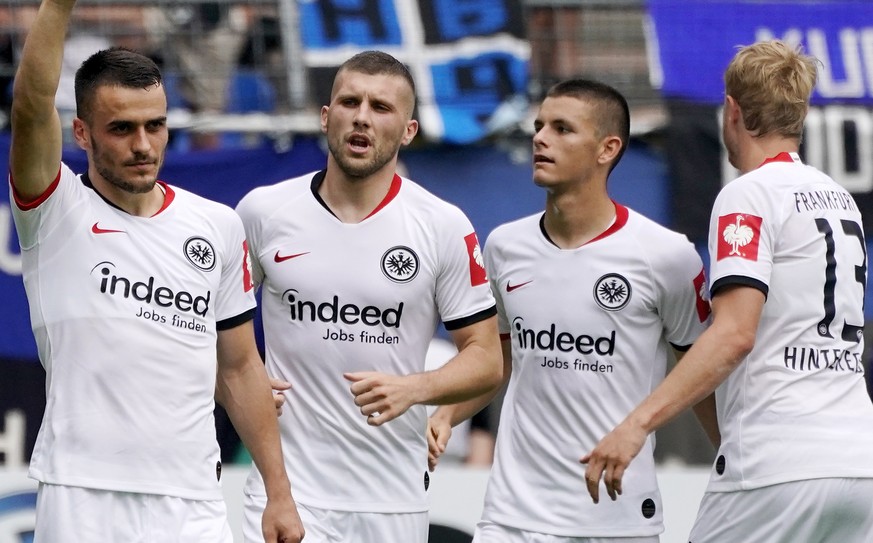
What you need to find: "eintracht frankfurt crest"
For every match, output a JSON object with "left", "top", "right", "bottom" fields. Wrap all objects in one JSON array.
[
  {"left": 381, "top": 246, "right": 420, "bottom": 283},
  {"left": 184, "top": 236, "right": 217, "bottom": 272},
  {"left": 594, "top": 273, "right": 631, "bottom": 311}
]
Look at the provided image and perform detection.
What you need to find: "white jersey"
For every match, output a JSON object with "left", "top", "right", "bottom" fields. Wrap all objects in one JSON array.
[
  {"left": 706, "top": 152, "right": 873, "bottom": 492},
  {"left": 11, "top": 163, "right": 256, "bottom": 500},
  {"left": 236, "top": 171, "right": 496, "bottom": 512},
  {"left": 481, "top": 205, "right": 710, "bottom": 537}
]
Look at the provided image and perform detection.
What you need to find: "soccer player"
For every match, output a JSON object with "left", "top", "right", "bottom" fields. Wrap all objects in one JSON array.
[
  {"left": 428, "top": 79, "right": 713, "bottom": 542},
  {"left": 583, "top": 40, "right": 873, "bottom": 542},
  {"left": 8, "top": 0, "right": 303, "bottom": 541},
  {"left": 234, "top": 50, "right": 502, "bottom": 542}
]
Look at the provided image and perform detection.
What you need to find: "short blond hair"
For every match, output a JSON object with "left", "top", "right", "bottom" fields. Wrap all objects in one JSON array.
[{"left": 724, "top": 40, "right": 818, "bottom": 139}]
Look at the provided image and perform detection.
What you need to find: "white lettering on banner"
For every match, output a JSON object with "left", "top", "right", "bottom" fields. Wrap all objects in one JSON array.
[
  {"left": 720, "top": 106, "right": 873, "bottom": 194},
  {"left": 0, "top": 204, "right": 22, "bottom": 276},
  {"left": 0, "top": 410, "right": 25, "bottom": 468},
  {"left": 755, "top": 27, "right": 873, "bottom": 99}
]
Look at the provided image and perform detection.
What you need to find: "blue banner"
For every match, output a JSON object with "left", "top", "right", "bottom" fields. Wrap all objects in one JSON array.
[
  {"left": 647, "top": 0, "right": 873, "bottom": 105},
  {"left": 298, "top": 0, "right": 529, "bottom": 143}
]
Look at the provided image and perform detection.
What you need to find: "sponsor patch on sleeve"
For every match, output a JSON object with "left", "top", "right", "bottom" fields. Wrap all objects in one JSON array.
[
  {"left": 716, "top": 213, "right": 762, "bottom": 262},
  {"left": 463, "top": 232, "right": 488, "bottom": 286}
]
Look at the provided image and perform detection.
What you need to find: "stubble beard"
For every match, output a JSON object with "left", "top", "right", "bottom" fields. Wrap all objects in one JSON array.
[
  {"left": 96, "top": 162, "right": 156, "bottom": 194},
  {"left": 328, "top": 137, "right": 399, "bottom": 179},
  {"left": 92, "top": 141, "right": 159, "bottom": 195}
]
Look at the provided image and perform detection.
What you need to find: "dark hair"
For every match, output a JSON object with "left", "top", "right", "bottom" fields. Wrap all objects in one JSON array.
[
  {"left": 546, "top": 79, "right": 630, "bottom": 171},
  {"left": 74, "top": 46, "right": 163, "bottom": 120},
  {"left": 338, "top": 50, "right": 416, "bottom": 98}
]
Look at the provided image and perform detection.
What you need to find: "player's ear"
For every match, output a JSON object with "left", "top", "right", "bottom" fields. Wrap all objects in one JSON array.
[
  {"left": 320, "top": 105, "right": 330, "bottom": 135},
  {"left": 72, "top": 117, "right": 90, "bottom": 151},
  {"left": 599, "top": 135, "right": 622, "bottom": 167},
  {"left": 402, "top": 119, "right": 418, "bottom": 146}
]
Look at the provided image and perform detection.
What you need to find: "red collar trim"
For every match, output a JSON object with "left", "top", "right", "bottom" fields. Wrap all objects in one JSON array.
[
  {"left": 150, "top": 181, "right": 175, "bottom": 217},
  {"left": 363, "top": 174, "right": 402, "bottom": 220},
  {"left": 585, "top": 201, "right": 629, "bottom": 246},
  {"left": 759, "top": 152, "right": 801, "bottom": 167}
]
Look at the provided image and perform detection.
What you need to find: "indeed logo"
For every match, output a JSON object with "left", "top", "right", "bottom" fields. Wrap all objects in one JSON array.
[
  {"left": 92, "top": 262, "right": 211, "bottom": 317},
  {"left": 284, "top": 289, "right": 403, "bottom": 328},
  {"left": 511, "top": 317, "right": 615, "bottom": 355}
]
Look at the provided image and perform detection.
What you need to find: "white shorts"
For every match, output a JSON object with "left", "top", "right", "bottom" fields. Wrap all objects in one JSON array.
[
  {"left": 243, "top": 493, "right": 428, "bottom": 543},
  {"left": 34, "top": 483, "right": 232, "bottom": 542},
  {"left": 473, "top": 520, "right": 659, "bottom": 543},
  {"left": 689, "top": 477, "right": 873, "bottom": 542}
]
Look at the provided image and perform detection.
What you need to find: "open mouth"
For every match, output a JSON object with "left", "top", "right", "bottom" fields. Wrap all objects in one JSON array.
[
  {"left": 533, "top": 154, "right": 553, "bottom": 164},
  {"left": 348, "top": 133, "right": 371, "bottom": 152}
]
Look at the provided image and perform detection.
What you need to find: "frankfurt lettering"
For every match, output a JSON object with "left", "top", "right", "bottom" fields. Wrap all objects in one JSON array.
[
  {"left": 793, "top": 190, "right": 857, "bottom": 213},
  {"left": 320, "top": 328, "right": 399, "bottom": 344},
  {"left": 783, "top": 345, "right": 864, "bottom": 373}
]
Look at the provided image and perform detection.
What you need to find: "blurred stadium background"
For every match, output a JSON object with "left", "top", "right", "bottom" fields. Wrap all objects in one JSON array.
[{"left": 1, "top": 1, "right": 872, "bottom": 541}]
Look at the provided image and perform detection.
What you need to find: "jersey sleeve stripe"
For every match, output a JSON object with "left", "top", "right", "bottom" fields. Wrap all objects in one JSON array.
[
  {"left": 711, "top": 275, "right": 769, "bottom": 299},
  {"left": 443, "top": 304, "right": 497, "bottom": 331},
  {"left": 216, "top": 308, "right": 257, "bottom": 331}
]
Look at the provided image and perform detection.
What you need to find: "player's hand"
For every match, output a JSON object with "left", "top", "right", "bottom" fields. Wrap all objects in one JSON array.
[
  {"left": 427, "top": 415, "right": 452, "bottom": 472},
  {"left": 344, "top": 371, "right": 420, "bottom": 426},
  {"left": 579, "top": 420, "right": 647, "bottom": 504},
  {"left": 269, "top": 377, "right": 292, "bottom": 416},
  {"left": 261, "top": 493, "right": 305, "bottom": 543}
]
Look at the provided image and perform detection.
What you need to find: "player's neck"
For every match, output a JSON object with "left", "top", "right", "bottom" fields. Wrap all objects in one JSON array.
[
  {"left": 543, "top": 188, "right": 615, "bottom": 249},
  {"left": 739, "top": 134, "right": 800, "bottom": 175},
  {"left": 89, "top": 170, "right": 165, "bottom": 217},
  {"left": 320, "top": 166, "right": 397, "bottom": 223}
]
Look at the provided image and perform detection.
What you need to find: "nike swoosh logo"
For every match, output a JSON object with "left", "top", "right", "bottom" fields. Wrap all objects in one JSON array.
[
  {"left": 91, "top": 222, "right": 125, "bottom": 234},
  {"left": 274, "top": 251, "right": 310, "bottom": 263},
  {"left": 506, "top": 280, "right": 532, "bottom": 292}
]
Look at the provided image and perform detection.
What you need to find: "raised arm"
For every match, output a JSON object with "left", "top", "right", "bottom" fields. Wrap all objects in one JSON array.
[
  {"left": 9, "top": 0, "right": 71, "bottom": 200},
  {"left": 345, "top": 314, "right": 503, "bottom": 426},
  {"left": 216, "top": 321, "right": 304, "bottom": 543}
]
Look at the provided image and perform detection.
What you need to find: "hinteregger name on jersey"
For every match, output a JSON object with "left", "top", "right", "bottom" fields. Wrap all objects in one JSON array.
[
  {"left": 783, "top": 345, "right": 864, "bottom": 373},
  {"left": 512, "top": 319, "right": 616, "bottom": 374},
  {"left": 95, "top": 263, "right": 211, "bottom": 333}
]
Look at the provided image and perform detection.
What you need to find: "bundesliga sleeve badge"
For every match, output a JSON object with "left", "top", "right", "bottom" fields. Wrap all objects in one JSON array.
[
  {"left": 463, "top": 232, "right": 488, "bottom": 286},
  {"left": 693, "top": 268, "right": 711, "bottom": 322},
  {"left": 717, "top": 213, "right": 763, "bottom": 262}
]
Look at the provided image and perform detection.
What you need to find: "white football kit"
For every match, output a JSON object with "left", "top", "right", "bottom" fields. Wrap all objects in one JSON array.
[
  {"left": 236, "top": 171, "right": 496, "bottom": 514},
  {"left": 480, "top": 204, "right": 710, "bottom": 538},
  {"left": 704, "top": 152, "right": 873, "bottom": 493},
  {"left": 11, "top": 163, "right": 256, "bottom": 500}
]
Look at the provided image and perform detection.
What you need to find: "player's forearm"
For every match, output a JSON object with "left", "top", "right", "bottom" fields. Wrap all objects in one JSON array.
[
  {"left": 13, "top": 0, "right": 74, "bottom": 116},
  {"left": 419, "top": 342, "right": 502, "bottom": 406},
  {"left": 626, "top": 319, "right": 751, "bottom": 436},
  {"left": 431, "top": 388, "right": 499, "bottom": 429},
  {"left": 218, "top": 362, "right": 292, "bottom": 500}
]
